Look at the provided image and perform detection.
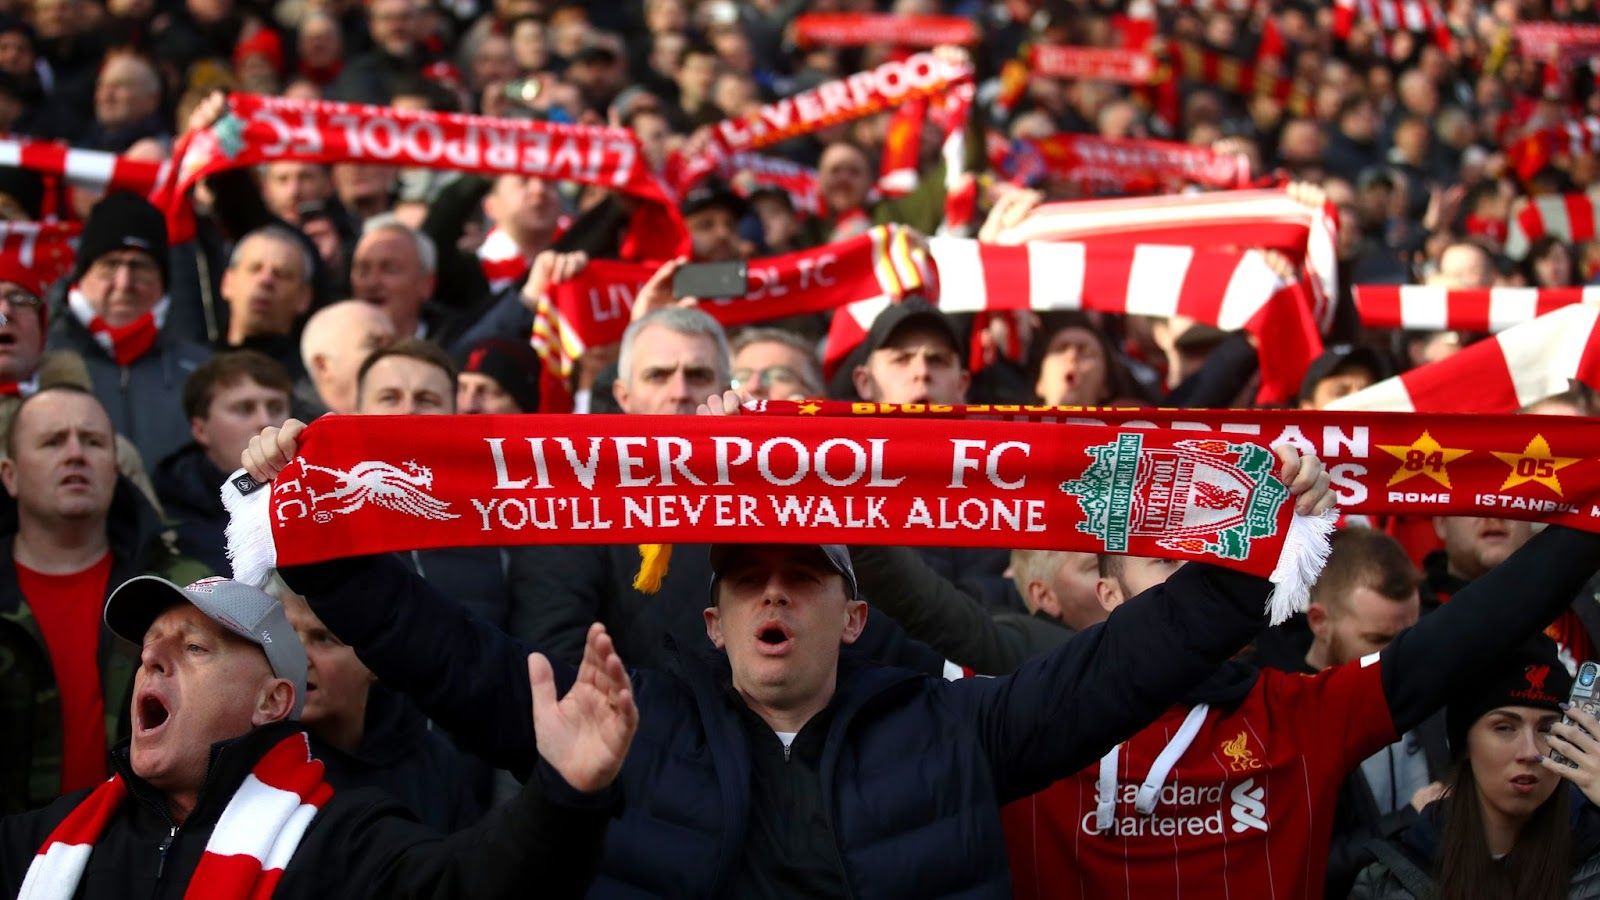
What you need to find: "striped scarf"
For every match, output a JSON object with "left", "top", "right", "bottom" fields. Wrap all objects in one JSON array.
[
  {"left": 1506, "top": 191, "right": 1600, "bottom": 259},
  {"left": 19, "top": 732, "right": 331, "bottom": 900}
]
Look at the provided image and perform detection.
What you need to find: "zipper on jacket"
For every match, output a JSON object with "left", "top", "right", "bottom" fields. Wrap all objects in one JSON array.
[{"left": 154, "top": 825, "right": 177, "bottom": 882}]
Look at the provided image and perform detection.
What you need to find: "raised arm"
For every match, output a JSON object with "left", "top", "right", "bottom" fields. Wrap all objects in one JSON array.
[{"left": 1379, "top": 525, "right": 1600, "bottom": 734}]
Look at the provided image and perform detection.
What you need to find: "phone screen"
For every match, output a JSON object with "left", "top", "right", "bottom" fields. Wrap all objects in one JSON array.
[{"left": 672, "top": 261, "right": 748, "bottom": 300}]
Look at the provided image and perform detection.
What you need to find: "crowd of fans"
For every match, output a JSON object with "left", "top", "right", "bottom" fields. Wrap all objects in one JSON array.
[{"left": 0, "top": 0, "right": 1599, "bottom": 897}]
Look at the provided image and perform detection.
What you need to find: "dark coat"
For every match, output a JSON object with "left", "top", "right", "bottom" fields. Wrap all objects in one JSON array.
[
  {"left": 153, "top": 443, "right": 230, "bottom": 575},
  {"left": 284, "top": 551, "right": 1274, "bottom": 898},
  {"left": 45, "top": 308, "right": 211, "bottom": 471},
  {"left": 0, "top": 479, "right": 210, "bottom": 812},
  {"left": 0, "top": 721, "right": 614, "bottom": 899}
]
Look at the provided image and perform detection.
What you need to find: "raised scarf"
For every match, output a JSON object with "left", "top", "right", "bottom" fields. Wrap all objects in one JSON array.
[
  {"left": 1353, "top": 285, "right": 1600, "bottom": 332},
  {"left": 1329, "top": 303, "right": 1600, "bottom": 414},
  {"left": 529, "top": 224, "right": 932, "bottom": 406},
  {"left": 476, "top": 227, "right": 532, "bottom": 295},
  {"left": 1027, "top": 46, "right": 1159, "bottom": 85},
  {"left": 792, "top": 13, "right": 979, "bottom": 48},
  {"left": 18, "top": 732, "right": 331, "bottom": 900},
  {"left": 1004, "top": 134, "right": 1253, "bottom": 195},
  {"left": 741, "top": 400, "right": 1600, "bottom": 531},
  {"left": 1507, "top": 117, "right": 1600, "bottom": 180},
  {"left": 221, "top": 411, "right": 1338, "bottom": 623},
  {"left": 67, "top": 287, "right": 168, "bottom": 367},
  {"left": 1505, "top": 191, "right": 1600, "bottom": 260}
]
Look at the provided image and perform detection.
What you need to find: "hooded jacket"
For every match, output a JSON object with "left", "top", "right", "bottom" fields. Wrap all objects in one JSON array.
[
  {"left": 285, "top": 548, "right": 1276, "bottom": 899},
  {"left": 1348, "top": 786, "right": 1600, "bottom": 899},
  {"left": 0, "top": 720, "right": 614, "bottom": 898},
  {"left": 0, "top": 477, "right": 209, "bottom": 813}
]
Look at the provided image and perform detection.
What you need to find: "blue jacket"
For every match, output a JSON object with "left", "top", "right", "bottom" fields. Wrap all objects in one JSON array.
[{"left": 284, "top": 553, "right": 1273, "bottom": 899}]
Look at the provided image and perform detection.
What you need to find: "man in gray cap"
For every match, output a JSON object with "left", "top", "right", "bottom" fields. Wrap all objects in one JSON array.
[{"left": 0, "top": 573, "right": 638, "bottom": 898}]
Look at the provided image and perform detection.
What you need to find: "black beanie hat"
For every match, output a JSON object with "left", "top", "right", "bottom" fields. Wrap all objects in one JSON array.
[
  {"left": 73, "top": 192, "right": 169, "bottom": 288},
  {"left": 1445, "top": 636, "right": 1572, "bottom": 758},
  {"left": 460, "top": 338, "right": 542, "bottom": 413}
]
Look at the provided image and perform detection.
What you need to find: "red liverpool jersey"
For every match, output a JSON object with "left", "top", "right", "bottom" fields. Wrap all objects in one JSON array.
[{"left": 1004, "top": 657, "right": 1396, "bottom": 900}]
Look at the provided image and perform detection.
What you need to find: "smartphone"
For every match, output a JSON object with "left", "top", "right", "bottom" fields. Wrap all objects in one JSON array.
[
  {"left": 673, "top": 261, "right": 747, "bottom": 299},
  {"left": 1552, "top": 661, "right": 1600, "bottom": 767}
]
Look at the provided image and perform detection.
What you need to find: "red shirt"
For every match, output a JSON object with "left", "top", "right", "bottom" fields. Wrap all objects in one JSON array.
[
  {"left": 17, "top": 553, "right": 113, "bottom": 794},
  {"left": 1004, "top": 658, "right": 1396, "bottom": 900}
]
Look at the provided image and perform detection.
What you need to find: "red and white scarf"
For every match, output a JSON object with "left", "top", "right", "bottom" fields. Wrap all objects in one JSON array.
[
  {"left": 1333, "top": 0, "right": 1453, "bottom": 52},
  {"left": 1028, "top": 46, "right": 1159, "bottom": 85},
  {"left": 1506, "top": 191, "right": 1600, "bottom": 259},
  {"left": 477, "top": 227, "right": 532, "bottom": 295},
  {"left": 1507, "top": 118, "right": 1600, "bottom": 181},
  {"left": 1329, "top": 303, "right": 1600, "bottom": 413},
  {"left": 1167, "top": 43, "right": 1309, "bottom": 113},
  {"left": 1008, "top": 134, "right": 1252, "bottom": 194},
  {"left": 159, "top": 94, "right": 684, "bottom": 255},
  {"left": 825, "top": 237, "right": 1322, "bottom": 404},
  {"left": 1354, "top": 285, "right": 1600, "bottom": 332},
  {"left": 1513, "top": 22, "right": 1600, "bottom": 67},
  {"left": 19, "top": 732, "right": 331, "bottom": 900},
  {"left": 0, "top": 220, "right": 78, "bottom": 296},
  {"left": 67, "top": 287, "right": 168, "bottom": 367},
  {"left": 222, "top": 411, "right": 1341, "bottom": 622},
  {"left": 0, "top": 137, "right": 167, "bottom": 196},
  {"left": 792, "top": 13, "right": 979, "bottom": 48},
  {"left": 529, "top": 224, "right": 933, "bottom": 405}
]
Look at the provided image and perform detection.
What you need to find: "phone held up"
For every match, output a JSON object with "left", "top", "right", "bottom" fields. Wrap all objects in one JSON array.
[
  {"left": 1553, "top": 661, "right": 1600, "bottom": 768},
  {"left": 672, "top": 261, "right": 747, "bottom": 300}
]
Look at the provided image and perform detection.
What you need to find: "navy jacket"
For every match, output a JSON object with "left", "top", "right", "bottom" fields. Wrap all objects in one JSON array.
[{"left": 284, "top": 553, "right": 1273, "bottom": 899}]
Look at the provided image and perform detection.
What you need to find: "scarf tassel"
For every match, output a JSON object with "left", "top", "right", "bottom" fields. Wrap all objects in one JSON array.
[
  {"left": 1265, "top": 509, "right": 1338, "bottom": 626},
  {"left": 633, "top": 544, "right": 672, "bottom": 594}
]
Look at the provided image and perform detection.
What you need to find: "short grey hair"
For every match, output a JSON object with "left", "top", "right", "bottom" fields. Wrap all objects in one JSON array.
[
  {"left": 618, "top": 307, "right": 730, "bottom": 388},
  {"left": 361, "top": 213, "right": 437, "bottom": 275},
  {"left": 229, "top": 226, "right": 314, "bottom": 285},
  {"left": 729, "top": 326, "right": 822, "bottom": 394}
]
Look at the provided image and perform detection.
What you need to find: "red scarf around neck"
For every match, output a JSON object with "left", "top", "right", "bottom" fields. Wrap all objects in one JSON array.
[{"left": 68, "top": 287, "right": 161, "bottom": 366}]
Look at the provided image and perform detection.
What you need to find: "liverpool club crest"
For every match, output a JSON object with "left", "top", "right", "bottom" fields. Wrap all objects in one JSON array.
[{"left": 1060, "top": 436, "right": 1284, "bottom": 559}]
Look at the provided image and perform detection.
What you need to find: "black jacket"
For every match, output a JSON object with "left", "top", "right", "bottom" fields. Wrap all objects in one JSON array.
[
  {"left": 0, "top": 721, "right": 613, "bottom": 898},
  {"left": 153, "top": 443, "right": 230, "bottom": 575},
  {"left": 508, "top": 542, "right": 950, "bottom": 675},
  {"left": 0, "top": 479, "right": 210, "bottom": 812},
  {"left": 313, "top": 685, "right": 488, "bottom": 832},
  {"left": 285, "top": 551, "right": 1275, "bottom": 898}
]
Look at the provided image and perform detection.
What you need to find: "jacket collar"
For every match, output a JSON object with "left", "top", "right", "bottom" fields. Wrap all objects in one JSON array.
[{"left": 110, "top": 720, "right": 312, "bottom": 828}]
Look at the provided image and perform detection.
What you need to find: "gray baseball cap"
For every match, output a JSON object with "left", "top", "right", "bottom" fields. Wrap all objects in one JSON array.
[
  {"left": 105, "top": 575, "right": 308, "bottom": 719},
  {"left": 708, "top": 544, "right": 859, "bottom": 602}
]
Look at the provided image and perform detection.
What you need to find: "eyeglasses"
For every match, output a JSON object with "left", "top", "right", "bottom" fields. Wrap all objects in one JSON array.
[
  {"left": 731, "top": 366, "right": 807, "bottom": 392},
  {"left": 86, "top": 255, "right": 160, "bottom": 286},
  {"left": 0, "top": 288, "right": 41, "bottom": 310}
]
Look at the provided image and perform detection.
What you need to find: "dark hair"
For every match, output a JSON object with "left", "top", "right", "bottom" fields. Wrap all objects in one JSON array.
[
  {"left": 1521, "top": 236, "right": 1574, "bottom": 287},
  {"left": 355, "top": 338, "right": 457, "bottom": 399},
  {"left": 1026, "top": 311, "right": 1154, "bottom": 405},
  {"left": 5, "top": 384, "right": 98, "bottom": 459},
  {"left": 1309, "top": 527, "right": 1421, "bottom": 613},
  {"left": 1435, "top": 760, "right": 1571, "bottom": 900},
  {"left": 182, "top": 351, "right": 293, "bottom": 421}
]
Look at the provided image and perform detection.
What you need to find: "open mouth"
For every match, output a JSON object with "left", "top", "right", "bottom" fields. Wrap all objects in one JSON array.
[
  {"left": 755, "top": 622, "right": 793, "bottom": 654},
  {"left": 0, "top": 333, "right": 15, "bottom": 347},
  {"left": 1510, "top": 773, "right": 1542, "bottom": 792},
  {"left": 136, "top": 693, "right": 170, "bottom": 735}
]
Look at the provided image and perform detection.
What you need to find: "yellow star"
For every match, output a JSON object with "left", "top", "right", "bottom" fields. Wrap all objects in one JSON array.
[
  {"left": 1491, "top": 434, "right": 1580, "bottom": 496},
  {"left": 798, "top": 402, "right": 821, "bottom": 416},
  {"left": 1377, "top": 430, "right": 1472, "bottom": 489}
]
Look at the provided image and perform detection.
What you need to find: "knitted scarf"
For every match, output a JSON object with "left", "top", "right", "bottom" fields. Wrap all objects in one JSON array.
[
  {"left": 18, "top": 732, "right": 331, "bottom": 900},
  {"left": 66, "top": 287, "right": 168, "bottom": 367}
]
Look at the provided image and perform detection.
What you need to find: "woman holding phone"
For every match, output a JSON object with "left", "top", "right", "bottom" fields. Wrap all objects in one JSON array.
[{"left": 1351, "top": 638, "right": 1600, "bottom": 899}]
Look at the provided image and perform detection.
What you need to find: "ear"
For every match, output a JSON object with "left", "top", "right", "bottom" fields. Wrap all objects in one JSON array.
[
  {"left": 703, "top": 605, "right": 725, "bottom": 649},
  {"left": 188, "top": 415, "right": 209, "bottom": 449},
  {"left": 291, "top": 283, "right": 312, "bottom": 317},
  {"left": 253, "top": 677, "right": 296, "bottom": 726},
  {"left": 839, "top": 599, "right": 868, "bottom": 646},
  {"left": 421, "top": 273, "right": 437, "bottom": 300},
  {"left": 1094, "top": 577, "right": 1124, "bottom": 614},
  {"left": 309, "top": 351, "right": 331, "bottom": 380},
  {"left": 851, "top": 363, "right": 875, "bottom": 401},
  {"left": 611, "top": 376, "right": 630, "bottom": 411},
  {"left": 0, "top": 456, "right": 16, "bottom": 498},
  {"left": 1306, "top": 602, "right": 1329, "bottom": 638},
  {"left": 956, "top": 369, "right": 971, "bottom": 401},
  {"left": 1027, "top": 581, "right": 1062, "bottom": 619},
  {"left": 1432, "top": 516, "right": 1447, "bottom": 541}
]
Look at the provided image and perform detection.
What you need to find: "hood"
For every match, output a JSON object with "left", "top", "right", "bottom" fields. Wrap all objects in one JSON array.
[
  {"left": 1089, "top": 661, "right": 1261, "bottom": 835},
  {"left": 153, "top": 443, "right": 226, "bottom": 518}
]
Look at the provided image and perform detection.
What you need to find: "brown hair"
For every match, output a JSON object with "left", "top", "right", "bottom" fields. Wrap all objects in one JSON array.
[
  {"left": 1435, "top": 759, "right": 1571, "bottom": 900},
  {"left": 355, "top": 338, "right": 457, "bottom": 397},
  {"left": 182, "top": 350, "right": 293, "bottom": 421},
  {"left": 1309, "top": 527, "right": 1421, "bottom": 614}
]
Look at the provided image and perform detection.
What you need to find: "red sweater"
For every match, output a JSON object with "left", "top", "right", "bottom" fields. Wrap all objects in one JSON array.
[{"left": 1004, "top": 659, "right": 1396, "bottom": 900}]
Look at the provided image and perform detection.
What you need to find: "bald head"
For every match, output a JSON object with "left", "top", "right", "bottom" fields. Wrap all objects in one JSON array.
[
  {"left": 300, "top": 300, "right": 397, "bottom": 414},
  {"left": 1436, "top": 241, "right": 1495, "bottom": 289}
]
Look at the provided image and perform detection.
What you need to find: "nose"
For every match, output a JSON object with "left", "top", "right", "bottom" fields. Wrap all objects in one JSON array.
[
  {"left": 1519, "top": 727, "right": 1548, "bottom": 761},
  {"left": 139, "top": 636, "right": 171, "bottom": 674}
]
